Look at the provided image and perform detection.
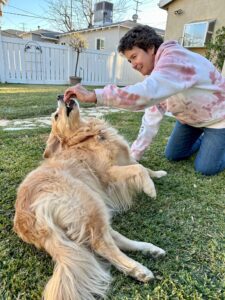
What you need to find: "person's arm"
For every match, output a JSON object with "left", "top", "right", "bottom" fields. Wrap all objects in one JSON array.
[
  {"left": 95, "top": 64, "right": 197, "bottom": 111},
  {"left": 131, "top": 105, "right": 165, "bottom": 161},
  {"left": 65, "top": 42, "right": 199, "bottom": 110},
  {"left": 95, "top": 43, "right": 199, "bottom": 110}
]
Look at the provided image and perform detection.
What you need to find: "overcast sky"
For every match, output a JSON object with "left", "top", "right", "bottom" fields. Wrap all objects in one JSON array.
[{"left": 0, "top": 0, "right": 167, "bottom": 32}]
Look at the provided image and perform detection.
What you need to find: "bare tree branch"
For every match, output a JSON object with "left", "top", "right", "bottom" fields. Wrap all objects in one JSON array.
[{"left": 46, "top": 0, "right": 148, "bottom": 32}]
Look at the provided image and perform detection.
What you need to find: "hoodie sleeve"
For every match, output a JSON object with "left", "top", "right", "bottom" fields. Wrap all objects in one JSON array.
[
  {"left": 95, "top": 41, "right": 198, "bottom": 111},
  {"left": 130, "top": 105, "right": 165, "bottom": 161}
]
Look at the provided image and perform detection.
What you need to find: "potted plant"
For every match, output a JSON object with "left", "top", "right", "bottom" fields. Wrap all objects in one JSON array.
[{"left": 69, "top": 33, "right": 88, "bottom": 85}]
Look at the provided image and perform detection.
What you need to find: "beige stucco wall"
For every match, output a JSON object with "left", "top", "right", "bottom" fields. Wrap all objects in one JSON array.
[
  {"left": 21, "top": 33, "right": 56, "bottom": 44},
  {"left": 59, "top": 26, "right": 129, "bottom": 52},
  {"left": 163, "top": 0, "right": 225, "bottom": 55}
]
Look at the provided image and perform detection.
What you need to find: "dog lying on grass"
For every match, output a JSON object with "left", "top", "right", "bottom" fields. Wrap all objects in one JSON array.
[{"left": 14, "top": 97, "right": 166, "bottom": 300}]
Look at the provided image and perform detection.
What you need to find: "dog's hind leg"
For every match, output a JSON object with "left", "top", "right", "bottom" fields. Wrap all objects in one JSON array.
[
  {"left": 91, "top": 230, "right": 155, "bottom": 282},
  {"left": 111, "top": 229, "right": 166, "bottom": 258}
]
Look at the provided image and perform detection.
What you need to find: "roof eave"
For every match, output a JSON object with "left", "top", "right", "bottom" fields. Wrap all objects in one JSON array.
[
  {"left": 158, "top": 0, "right": 174, "bottom": 9},
  {"left": 58, "top": 21, "right": 139, "bottom": 37},
  {"left": 40, "top": 35, "right": 59, "bottom": 40}
]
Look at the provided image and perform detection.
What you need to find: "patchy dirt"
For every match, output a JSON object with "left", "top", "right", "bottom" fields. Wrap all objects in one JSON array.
[{"left": 0, "top": 107, "right": 122, "bottom": 131}]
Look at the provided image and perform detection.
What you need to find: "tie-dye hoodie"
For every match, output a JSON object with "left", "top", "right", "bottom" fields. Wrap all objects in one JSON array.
[{"left": 95, "top": 40, "right": 225, "bottom": 160}]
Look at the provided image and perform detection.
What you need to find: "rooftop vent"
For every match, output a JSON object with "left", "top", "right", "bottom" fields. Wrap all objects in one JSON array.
[{"left": 94, "top": 1, "right": 113, "bottom": 26}]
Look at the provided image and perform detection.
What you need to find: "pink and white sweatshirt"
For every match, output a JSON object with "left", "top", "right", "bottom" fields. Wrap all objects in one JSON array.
[{"left": 95, "top": 40, "right": 225, "bottom": 161}]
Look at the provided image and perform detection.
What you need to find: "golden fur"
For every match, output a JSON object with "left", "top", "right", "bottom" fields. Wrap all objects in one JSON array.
[{"left": 14, "top": 99, "right": 166, "bottom": 300}]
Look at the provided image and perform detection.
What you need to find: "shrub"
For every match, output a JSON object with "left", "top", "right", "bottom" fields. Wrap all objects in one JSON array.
[{"left": 206, "top": 26, "right": 225, "bottom": 71}]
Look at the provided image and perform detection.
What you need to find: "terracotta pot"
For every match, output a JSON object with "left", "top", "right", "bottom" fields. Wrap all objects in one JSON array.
[{"left": 69, "top": 76, "right": 82, "bottom": 85}]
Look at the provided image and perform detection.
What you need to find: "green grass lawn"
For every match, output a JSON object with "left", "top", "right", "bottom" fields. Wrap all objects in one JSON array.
[
  {"left": 0, "top": 84, "right": 224, "bottom": 299},
  {"left": 0, "top": 83, "right": 96, "bottom": 119}
]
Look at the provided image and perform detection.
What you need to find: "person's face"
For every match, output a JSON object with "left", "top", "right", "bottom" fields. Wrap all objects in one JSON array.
[{"left": 124, "top": 46, "right": 155, "bottom": 76}]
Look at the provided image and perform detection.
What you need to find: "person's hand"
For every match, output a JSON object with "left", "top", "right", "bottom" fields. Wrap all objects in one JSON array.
[{"left": 64, "top": 84, "right": 97, "bottom": 104}]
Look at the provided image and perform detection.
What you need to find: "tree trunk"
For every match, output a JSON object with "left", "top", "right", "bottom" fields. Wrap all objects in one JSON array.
[{"left": 75, "top": 51, "right": 80, "bottom": 77}]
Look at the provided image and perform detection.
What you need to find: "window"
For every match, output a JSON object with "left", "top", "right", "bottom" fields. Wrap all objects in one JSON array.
[
  {"left": 96, "top": 38, "right": 105, "bottom": 50},
  {"left": 182, "top": 20, "right": 216, "bottom": 48}
]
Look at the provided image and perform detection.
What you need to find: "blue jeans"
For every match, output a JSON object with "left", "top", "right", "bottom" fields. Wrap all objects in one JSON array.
[{"left": 165, "top": 121, "right": 225, "bottom": 175}]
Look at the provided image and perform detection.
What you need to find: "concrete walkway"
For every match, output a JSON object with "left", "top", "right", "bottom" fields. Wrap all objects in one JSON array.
[{"left": 0, "top": 107, "right": 122, "bottom": 131}]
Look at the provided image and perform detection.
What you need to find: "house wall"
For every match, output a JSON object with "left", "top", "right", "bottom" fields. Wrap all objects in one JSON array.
[
  {"left": 59, "top": 26, "right": 129, "bottom": 52},
  {"left": 22, "top": 33, "right": 43, "bottom": 42},
  {"left": 21, "top": 33, "right": 57, "bottom": 44},
  {"left": 163, "top": 0, "right": 225, "bottom": 56}
]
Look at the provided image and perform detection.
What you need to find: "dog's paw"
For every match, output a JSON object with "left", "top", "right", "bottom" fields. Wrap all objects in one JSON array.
[
  {"left": 143, "top": 244, "right": 166, "bottom": 258},
  {"left": 153, "top": 170, "right": 167, "bottom": 178},
  {"left": 147, "top": 169, "right": 167, "bottom": 178},
  {"left": 142, "top": 176, "right": 157, "bottom": 198},
  {"left": 150, "top": 248, "right": 166, "bottom": 259},
  {"left": 131, "top": 264, "right": 154, "bottom": 282},
  {"left": 144, "top": 186, "right": 156, "bottom": 199}
]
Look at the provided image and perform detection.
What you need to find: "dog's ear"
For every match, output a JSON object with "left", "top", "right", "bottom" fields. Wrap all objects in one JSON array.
[{"left": 43, "top": 132, "right": 60, "bottom": 158}]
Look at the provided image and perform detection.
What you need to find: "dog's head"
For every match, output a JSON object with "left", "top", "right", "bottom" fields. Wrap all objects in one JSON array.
[
  {"left": 53, "top": 95, "right": 82, "bottom": 135},
  {"left": 43, "top": 95, "right": 85, "bottom": 158}
]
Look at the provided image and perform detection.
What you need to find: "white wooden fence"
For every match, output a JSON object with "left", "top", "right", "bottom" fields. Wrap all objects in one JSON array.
[{"left": 0, "top": 35, "right": 143, "bottom": 86}]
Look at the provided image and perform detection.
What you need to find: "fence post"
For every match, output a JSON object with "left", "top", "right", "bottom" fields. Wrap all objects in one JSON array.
[
  {"left": 67, "top": 46, "right": 73, "bottom": 83},
  {"left": 112, "top": 51, "right": 118, "bottom": 84},
  {"left": 0, "top": 30, "right": 6, "bottom": 83},
  {"left": 222, "top": 60, "right": 225, "bottom": 77}
]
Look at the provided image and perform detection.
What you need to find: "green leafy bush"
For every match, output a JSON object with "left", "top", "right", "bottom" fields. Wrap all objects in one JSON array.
[{"left": 206, "top": 26, "right": 225, "bottom": 71}]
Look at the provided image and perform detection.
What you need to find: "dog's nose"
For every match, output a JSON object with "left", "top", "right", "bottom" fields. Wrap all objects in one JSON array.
[
  {"left": 68, "top": 99, "right": 78, "bottom": 107},
  {"left": 74, "top": 99, "right": 78, "bottom": 106},
  {"left": 57, "top": 94, "right": 64, "bottom": 102}
]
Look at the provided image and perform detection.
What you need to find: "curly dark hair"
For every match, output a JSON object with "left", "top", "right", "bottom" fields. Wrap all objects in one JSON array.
[{"left": 118, "top": 25, "right": 163, "bottom": 54}]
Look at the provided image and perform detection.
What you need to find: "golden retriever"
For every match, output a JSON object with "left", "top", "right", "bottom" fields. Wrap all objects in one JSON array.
[{"left": 14, "top": 97, "right": 166, "bottom": 300}]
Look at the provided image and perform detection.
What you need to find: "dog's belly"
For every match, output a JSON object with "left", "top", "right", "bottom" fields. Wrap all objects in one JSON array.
[{"left": 16, "top": 165, "right": 110, "bottom": 247}]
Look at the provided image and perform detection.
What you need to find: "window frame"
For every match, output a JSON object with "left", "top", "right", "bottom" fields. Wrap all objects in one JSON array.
[
  {"left": 96, "top": 38, "right": 105, "bottom": 50},
  {"left": 182, "top": 20, "right": 216, "bottom": 48}
]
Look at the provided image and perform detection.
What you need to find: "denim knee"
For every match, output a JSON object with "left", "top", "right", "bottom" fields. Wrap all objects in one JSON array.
[
  {"left": 165, "top": 148, "right": 182, "bottom": 161},
  {"left": 194, "top": 160, "right": 221, "bottom": 176}
]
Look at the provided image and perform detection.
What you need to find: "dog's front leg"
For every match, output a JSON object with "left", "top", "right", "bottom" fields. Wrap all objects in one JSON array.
[
  {"left": 107, "top": 165, "right": 156, "bottom": 198},
  {"left": 147, "top": 168, "right": 167, "bottom": 178},
  {"left": 111, "top": 229, "right": 166, "bottom": 258}
]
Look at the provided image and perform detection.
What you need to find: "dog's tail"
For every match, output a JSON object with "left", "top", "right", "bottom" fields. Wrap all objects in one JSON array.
[{"left": 43, "top": 232, "right": 111, "bottom": 300}]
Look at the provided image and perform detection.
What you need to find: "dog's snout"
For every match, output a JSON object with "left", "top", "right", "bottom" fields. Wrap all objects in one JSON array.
[
  {"left": 66, "top": 99, "right": 79, "bottom": 116},
  {"left": 56, "top": 94, "right": 78, "bottom": 116},
  {"left": 57, "top": 94, "right": 64, "bottom": 102},
  {"left": 68, "top": 99, "right": 77, "bottom": 107},
  {"left": 57, "top": 95, "right": 77, "bottom": 106}
]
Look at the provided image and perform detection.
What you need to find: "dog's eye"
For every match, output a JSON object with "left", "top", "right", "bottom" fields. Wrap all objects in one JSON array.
[{"left": 54, "top": 113, "right": 59, "bottom": 121}]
